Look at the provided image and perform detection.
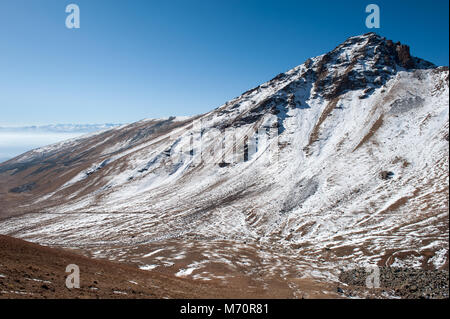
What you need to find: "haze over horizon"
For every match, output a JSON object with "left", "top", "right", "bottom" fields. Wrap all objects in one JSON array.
[{"left": 0, "top": 123, "right": 121, "bottom": 162}]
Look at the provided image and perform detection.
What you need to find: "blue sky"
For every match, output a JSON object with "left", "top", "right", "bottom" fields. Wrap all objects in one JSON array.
[{"left": 0, "top": 0, "right": 448, "bottom": 126}]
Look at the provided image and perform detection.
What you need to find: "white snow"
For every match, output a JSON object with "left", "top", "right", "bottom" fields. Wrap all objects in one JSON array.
[
  {"left": 142, "top": 249, "right": 165, "bottom": 258},
  {"left": 0, "top": 33, "right": 447, "bottom": 283},
  {"left": 139, "top": 264, "right": 159, "bottom": 271}
]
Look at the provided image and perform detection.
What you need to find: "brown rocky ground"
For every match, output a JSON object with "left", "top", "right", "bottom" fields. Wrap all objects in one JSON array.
[
  {"left": 1, "top": 235, "right": 448, "bottom": 299},
  {"left": 0, "top": 235, "right": 335, "bottom": 299}
]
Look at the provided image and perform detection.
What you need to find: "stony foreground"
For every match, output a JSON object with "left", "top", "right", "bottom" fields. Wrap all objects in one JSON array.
[
  {"left": 1, "top": 235, "right": 448, "bottom": 299},
  {"left": 339, "top": 267, "right": 449, "bottom": 299},
  {"left": 0, "top": 235, "right": 336, "bottom": 299}
]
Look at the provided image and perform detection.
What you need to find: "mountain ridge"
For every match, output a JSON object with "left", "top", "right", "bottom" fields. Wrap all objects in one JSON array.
[{"left": 0, "top": 33, "right": 448, "bottom": 296}]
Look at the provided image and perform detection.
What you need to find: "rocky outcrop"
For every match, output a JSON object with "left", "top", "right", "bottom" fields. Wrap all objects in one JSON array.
[{"left": 386, "top": 39, "right": 416, "bottom": 69}]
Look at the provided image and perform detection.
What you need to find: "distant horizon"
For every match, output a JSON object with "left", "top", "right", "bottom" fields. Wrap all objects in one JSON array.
[
  {"left": 0, "top": 123, "right": 123, "bottom": 129},
  {"left": 0, "top": 123, "right": 122, "bottom": 162}
]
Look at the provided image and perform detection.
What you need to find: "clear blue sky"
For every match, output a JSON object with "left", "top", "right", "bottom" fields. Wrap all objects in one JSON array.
[{"left": 0, "top": 0, "right": 448, "bottom": 125}]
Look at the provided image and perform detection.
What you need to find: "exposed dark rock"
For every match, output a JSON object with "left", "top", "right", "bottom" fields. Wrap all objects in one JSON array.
[
  {"left": 339, "top": 267, "right": 449, "bottom": 299},
  {"left": 380, "top": 171, "right": 394, "bottom": 180},
  {"left": 9, "top": 182, "right": 37, "bottom": 193},
  {"left": 271, "top": 73, "right": 287, "bottom": 82}
]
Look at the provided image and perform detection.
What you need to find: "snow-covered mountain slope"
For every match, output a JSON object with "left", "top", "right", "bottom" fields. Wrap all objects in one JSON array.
[{"left": 0, "top": 33, "right": 448, "bottom": 291}]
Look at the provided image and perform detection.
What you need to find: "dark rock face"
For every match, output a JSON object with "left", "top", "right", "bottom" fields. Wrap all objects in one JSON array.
[
  {"left": 339, "top": 267, "right": 449, "bottom": 299},
  {"left": 9, "top": 182, "right": 37, "bottom": 193},
  {"left": 386, "top": 40, "right": 416, "bottom": 69},
  {"left": 396, "top": 44, "right": 414, "bottom": 69},
  {"left": 380, "top": 171, "right": 394, "bottom": 180}
]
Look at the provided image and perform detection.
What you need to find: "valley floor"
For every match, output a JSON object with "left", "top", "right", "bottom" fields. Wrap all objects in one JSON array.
[
  {"left": 0, "top": 235, "right": 336, "bottom": 299},
  {"left": 0, "top": 235, "right": 448, "bottom": 299}
]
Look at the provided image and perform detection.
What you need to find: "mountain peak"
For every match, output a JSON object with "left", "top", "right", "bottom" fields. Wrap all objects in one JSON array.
[
  {"left": 211, "top": 33, "right": 441, "bottom": 131},
  {"left": 340, "top": 32, "right": 434, "bottom": 69},
  {"left": 309, "top": 33, "right": 436, "bottom": 100}
]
